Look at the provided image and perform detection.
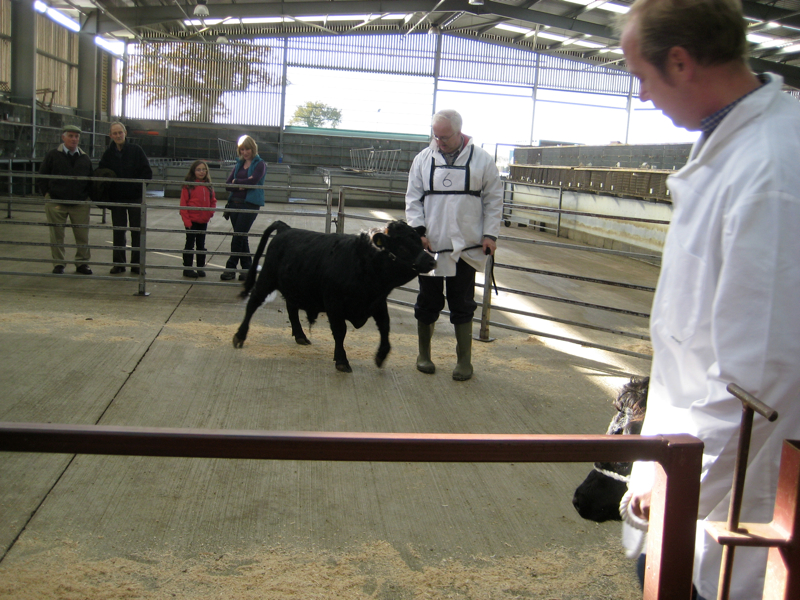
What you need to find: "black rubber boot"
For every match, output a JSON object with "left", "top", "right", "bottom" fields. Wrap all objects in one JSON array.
[
  {"left": 416, "top": 321, "right": 436, "bottom": 374},
  {"left": 452, "top": 322, "right": 474, "bottom": 381}
]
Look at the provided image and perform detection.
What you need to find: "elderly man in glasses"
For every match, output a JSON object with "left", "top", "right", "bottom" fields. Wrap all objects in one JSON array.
[{"left": 405, "top": 109, "right": 503, "bottom": 381}]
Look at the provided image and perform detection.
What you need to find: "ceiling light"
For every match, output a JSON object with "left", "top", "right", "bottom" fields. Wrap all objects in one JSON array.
[
  {"left": 537, "top": 32, "right": 569, "bottom": 42},
  {"left": 574, "top": 40, "right": 604, "bottom": 48},
  {"left": 216, "top": 35, "right": 228, "bottom": 44},
  {"left": 193, "top": 0, "right": 209, "bottom": 18},
  {"left": 468, "top": 0, "right": 484, "bottom": 5},
  {"left": 495, "top": 24, "right": 531, "bottom": 35}
]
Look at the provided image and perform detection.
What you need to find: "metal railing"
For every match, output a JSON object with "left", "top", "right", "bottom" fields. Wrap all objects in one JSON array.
[
  {"left": 2, "top": 175, "right": 654, "bottom": 359},
  {"left": 336, "top": 185, "right": 655, "bottom": 360},
  {"left": 0, "top": 171, "right": 333, "bottom": 295},
  {"left": 347, "top": 148, "right": 402, "bottom": 176},
  {"left": 0, "top": 421, "right": 704, "bottom": 600}
]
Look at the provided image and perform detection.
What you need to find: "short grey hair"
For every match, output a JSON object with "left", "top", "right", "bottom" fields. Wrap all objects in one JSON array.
[
  {"left": 432, "top": 109, "right": 462, "bottom": 133},
  {"left": 109, "top": 121, "right": 127, "bottom": 134}
]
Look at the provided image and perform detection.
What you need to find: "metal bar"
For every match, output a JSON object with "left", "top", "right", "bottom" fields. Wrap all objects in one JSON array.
[
  {"left": 478, "top": 255, "right": 494, "bottom": 342},
  {"left": 0, "top": 423, "right": 700, "bottom": 600},
  {"left": 763, "top": 440, "right": 800, "bottom": 600},
  {"left": 5, "top": 159, "right": 11, "bottom": 219},
  {"left": 137, "top": 182, "right": 147, "bottom": 295},
  {"left": 716, "top": 385, "right": 780, "bottom": 600},
  {"left": 497, "top": 234, "right": 662, "bottom": 262},
  {"left": 503, "top": 202, "right": 672, "bottom": 225},
  {"left": 0, "top": 421, "right": 696, "bottom": 465},
  {"left": 489, "top": 284, "right": 651, "bottom": 319},
  {"left": 494, "top": 262, "right": 656, "bottom": 292},
  {"left": 556, "top": 186, "right": 563, "bottom": 237},
  {"left": 484, "top": 302, "right": 651, "bottom": 341},
  {"left": 325, "top": 187, "right": 333, "bottom": 234},
  {"left": 336, "top": 188, "right": 346, "bottom": 234},
  {"left": 727, "top": 384, "right": 780, "bottom": 422},
  {"left": 717, "top": 404, "right": 755, "bottom": 600},
  {"left": 643, "top": 435, "right": 703, "bottom": 599}
]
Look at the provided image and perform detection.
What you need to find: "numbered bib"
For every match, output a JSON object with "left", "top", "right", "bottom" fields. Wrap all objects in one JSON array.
[{"left": 432, "top": 166, "right": 468, "bottom": 192}]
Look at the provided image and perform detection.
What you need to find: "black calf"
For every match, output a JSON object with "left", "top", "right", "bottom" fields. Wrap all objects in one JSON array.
[{"left": 232, "top": 220, "right": 435, "bottom": 372}]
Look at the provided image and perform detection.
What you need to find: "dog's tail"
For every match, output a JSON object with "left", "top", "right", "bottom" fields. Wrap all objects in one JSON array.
[{"left": 239, "top": 220, "right": 291, "bottom": 298}]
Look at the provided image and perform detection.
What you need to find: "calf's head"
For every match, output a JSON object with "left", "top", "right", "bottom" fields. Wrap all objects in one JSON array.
[
  {"left": 572, "top": 377, "right": 650, "bottom": 523},
  {"left": 371, "top": 221, "right": 436, "bottom": 274}
]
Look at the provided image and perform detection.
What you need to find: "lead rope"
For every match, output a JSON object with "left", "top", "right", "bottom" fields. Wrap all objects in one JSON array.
[{"left": 431, "top": 244, "right": 498, "bottom": 295}]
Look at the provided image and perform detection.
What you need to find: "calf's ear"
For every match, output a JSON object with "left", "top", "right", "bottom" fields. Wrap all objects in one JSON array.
[{"left": 372, "top": 232, "right": 388, "bottom": 247}]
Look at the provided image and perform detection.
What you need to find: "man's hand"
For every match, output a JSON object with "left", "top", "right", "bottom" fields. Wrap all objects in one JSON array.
[
  {"left": 630, "top": 492, "right": 652, "bottom": 521},
  {"left": 420, "top": 235, "right": 432, "bottom": 252},
  {"left": 482, "top": 237, "right": 497, "bottom": 256}
]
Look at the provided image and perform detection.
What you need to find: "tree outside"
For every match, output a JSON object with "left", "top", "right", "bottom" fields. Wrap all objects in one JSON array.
[
  {"left": 289, "top": 101, "right": 343, "bottom": 128},
  {"left": 126, "top": 41, "right": 274, "bottom": 123}
]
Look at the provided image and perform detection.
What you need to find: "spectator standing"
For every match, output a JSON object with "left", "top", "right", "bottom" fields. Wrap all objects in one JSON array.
[
  {"left": 179, "top": 160, "right": 216, "bottom": 278},
  {"left": 405, "top": 109, "right": 503, "bottom": 381},
  {"left": 221, "top": 135, "right": 266, "bottom": 281},
  {"left": 99, "top": 121, "right": 153, "bottom": 275},
  {"left": 38, "top": 124, "right": 94, "bottom": 275},
  {"left": 619, "top": 1, "right": 800, "bottom": 599}
]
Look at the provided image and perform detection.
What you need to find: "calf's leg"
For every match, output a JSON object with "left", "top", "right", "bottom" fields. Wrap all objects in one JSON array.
[
  {"left": 328, "top": 315, "right": 351, "bottom": 372},
  {"left": 372, "top": 301, "right": 391, "bottom": 368},
  {"left": 286, "top": 301, "right": 310, "bottom": 345},
  {"left": 233, "top": 278, "right": 275, "bottom": 348}
]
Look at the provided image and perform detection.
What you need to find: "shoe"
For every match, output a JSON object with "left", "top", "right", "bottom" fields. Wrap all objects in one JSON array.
[
  {"left": 220, "top": 271, "right": 236, "bottom": 281},
  {"left": 131, "top": 267, "right": 140, "bottom": 275},
  {"left": 183, "top": 269, "right": 198, "bottom": 278},
  {"left": 76, "top": 264, "right": 93, "bottom": 275},
  {"left": 196, "top": 270, "right": 206, "bottom": 277},
  {"left": 52, "top": 265, "right": 65, "bottom": 274},
  {"left": 110, "top": 266, "right": 126, "bottom": 274},
  {"left": 238, "top": 273, "right": 247, "bottom": 281}
]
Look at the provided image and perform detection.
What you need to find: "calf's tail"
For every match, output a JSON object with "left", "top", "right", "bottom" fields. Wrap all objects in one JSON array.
[{"left": 239, "top": 220, "right": 291, "bottom": 298}]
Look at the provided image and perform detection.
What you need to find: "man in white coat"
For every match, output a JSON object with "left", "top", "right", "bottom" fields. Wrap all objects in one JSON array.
[
  {"left": 405, "top": 110, "right": 503, "bottom": 381},
  {"left": 619, "top": 1, "right": 800, "bottom": 599}
]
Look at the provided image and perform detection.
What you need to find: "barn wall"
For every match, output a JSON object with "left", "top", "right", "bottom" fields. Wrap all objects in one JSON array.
[{"left": 507, "top": 182, "right": 671, "bottom": 258}]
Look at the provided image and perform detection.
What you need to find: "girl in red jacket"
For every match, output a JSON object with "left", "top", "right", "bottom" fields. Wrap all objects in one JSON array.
[{"left": 180, "top": 160, "right": 217, "bottom": 278}]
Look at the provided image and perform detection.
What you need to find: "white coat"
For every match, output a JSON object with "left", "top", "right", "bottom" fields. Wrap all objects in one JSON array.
[
  {"left": 405, "top": 136, "right": 503, "bottom": 277},
  {"left": 627, "top": 73, "right": 800, "bottom": 600}
]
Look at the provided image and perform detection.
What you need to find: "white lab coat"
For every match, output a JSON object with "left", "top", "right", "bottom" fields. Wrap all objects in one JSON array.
[
  {"left": 405, "top": 136, "right": 503, "bottom": 277},
  {"left": 627, "top": 73, "right": 800, "bottom": 600}
]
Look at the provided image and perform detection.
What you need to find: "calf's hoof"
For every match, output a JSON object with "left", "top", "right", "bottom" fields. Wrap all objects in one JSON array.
[
  {"left": 295, "top": 336, "right": 311, "bottom": 346},
  {"left": 375, "top": 350, "right": 390, "bottom": 368},
  {"left": 232, "top": 334, "right": 245, "bottom": 348},
  {"left": 336, "top": 361, "right": 353, "bottom": 373}
]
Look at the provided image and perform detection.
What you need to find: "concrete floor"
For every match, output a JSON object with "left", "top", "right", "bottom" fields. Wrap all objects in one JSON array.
[{"left": 0, "top": 198, "right": 657, "bottom": 599}]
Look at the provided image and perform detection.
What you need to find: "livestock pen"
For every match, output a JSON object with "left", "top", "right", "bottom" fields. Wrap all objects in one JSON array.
[{"left": 0, "top": 172, "right": 666, "bottom": 598}]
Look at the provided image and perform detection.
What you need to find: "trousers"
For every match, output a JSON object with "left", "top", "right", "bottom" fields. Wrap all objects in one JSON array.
[
  {"left": 183, "top": 222, "right": 208, "bottom": 267},
  {"left": 414, "top": 259, "right": 477, "bottom": 325},
  {"left": 110, "top": 204, "right": 142, "bottom": 267},
  {"left": 225, "top": 200, "right": 259, "bottom": 270},
  {"left": 45, "top": 201, "right": 91, "bottom": 266}
]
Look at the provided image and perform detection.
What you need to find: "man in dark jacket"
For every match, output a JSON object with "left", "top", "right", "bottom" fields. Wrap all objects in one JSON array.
[
  {"left": 98, "top": 121, "right": 153, "bottom": 274},
  {"left": 38, "top": 124, "right": 94, "bottom": 275}
]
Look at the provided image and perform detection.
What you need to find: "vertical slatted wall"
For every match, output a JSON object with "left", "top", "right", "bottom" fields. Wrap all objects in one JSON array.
[
  {"left": 125, "top": 40, "right": 282, "bottom": 126},
  {"left": 36, "top": 13, "right": 78, "bottom": 107},
  {"left": 0, "top": 0, "right": 10, "bottom": 93}
]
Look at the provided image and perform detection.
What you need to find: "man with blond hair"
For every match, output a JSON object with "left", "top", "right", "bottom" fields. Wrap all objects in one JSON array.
[{"left": 619, "top": 1, "right": 800, "bottom": 598}]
